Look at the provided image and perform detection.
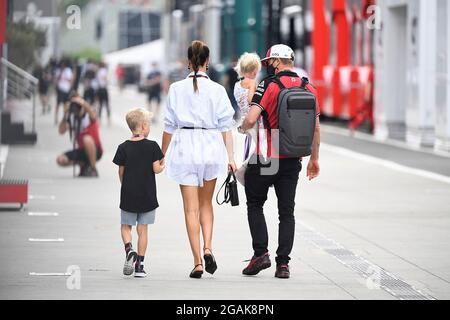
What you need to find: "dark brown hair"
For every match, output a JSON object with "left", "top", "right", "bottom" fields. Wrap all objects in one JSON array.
[{"left": 188, "top": 40, "right": 210, "bottom": 92}]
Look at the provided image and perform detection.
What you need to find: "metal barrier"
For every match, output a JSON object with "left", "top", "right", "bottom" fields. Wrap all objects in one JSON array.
[{"left": 0, "top": 58, "right": 38, "bottom": 133}]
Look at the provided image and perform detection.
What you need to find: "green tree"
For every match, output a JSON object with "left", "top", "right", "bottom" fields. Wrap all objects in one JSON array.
[
  {"left": 68, "top": 48, "right": 102, "bottom": 62},
  {"left": 6, "top": 20, "right": 47, "bottom": 71}
]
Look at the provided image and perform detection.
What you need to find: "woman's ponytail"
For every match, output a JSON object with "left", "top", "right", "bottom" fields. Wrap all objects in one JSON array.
[{"left": 188, "top": 40, "right": 210, "bottom": 93}]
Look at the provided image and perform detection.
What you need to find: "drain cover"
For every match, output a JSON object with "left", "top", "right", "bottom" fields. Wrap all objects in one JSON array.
[{"left": 297, "top": 223, "right": 435, "bottom": 300}]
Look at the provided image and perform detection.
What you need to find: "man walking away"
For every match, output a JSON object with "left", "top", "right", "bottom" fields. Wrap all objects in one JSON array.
[{"left": 239, "top": 44, "right": 321, "bottom": 279}]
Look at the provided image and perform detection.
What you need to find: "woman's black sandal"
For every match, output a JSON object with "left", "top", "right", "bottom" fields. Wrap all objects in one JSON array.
[
  {"left": 204, "top": 248, "right": 218, "bottom": 275},
  {"left": 189, "top": 264, "right": 204, "bottom": 279}
]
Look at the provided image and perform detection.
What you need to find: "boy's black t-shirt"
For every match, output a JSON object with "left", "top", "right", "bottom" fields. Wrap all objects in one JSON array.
[{"left": 113, "top": 139, "right": 164, "bottom": 213}]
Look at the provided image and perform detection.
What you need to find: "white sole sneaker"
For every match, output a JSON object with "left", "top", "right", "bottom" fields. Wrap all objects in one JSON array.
[
  {"left": 123, "top": 251, "right": 137, "bottom": 276},
  {"left": 134, "top": 271, "right": 147, "bottom": 278}
]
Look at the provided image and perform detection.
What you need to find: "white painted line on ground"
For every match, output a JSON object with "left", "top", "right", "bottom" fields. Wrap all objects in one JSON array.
[
  {"left": 28, "top": 212, "right": 59, "bottom": 217},
  {"left": 322, "top": 143, "right": 450, "bottom": 185},
  {"left": 88, "top": 268, "right": 110, "bottom": 272},
  {"left": 29, "top": 272, "right": 71, "bottom": 277},
  {"left": 29, "top": 195, "right": 56, "bottom": 201},
  {"left": 28, "top": 238, "right": 64, "bottom": 242}
]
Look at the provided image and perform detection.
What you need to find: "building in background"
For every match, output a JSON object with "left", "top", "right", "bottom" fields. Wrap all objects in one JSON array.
[
  {"left": 59, "top": 0, "right": 163, "bottom": 56},
  {"left": 163, "top": 0, "right": 375, "bottom": 126},
  {"left": 164, "top": 0, "right": 266, "bottom": 66},
  {"left": 375, "top": 0, "right": 450, "bottom": 152}
]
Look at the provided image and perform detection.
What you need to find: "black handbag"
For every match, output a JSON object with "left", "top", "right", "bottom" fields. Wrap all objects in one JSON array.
[{"left": 216, "top": 171, "right": 239, "bottom": 207}]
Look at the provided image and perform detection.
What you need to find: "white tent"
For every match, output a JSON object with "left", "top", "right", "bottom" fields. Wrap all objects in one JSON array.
[{"left": 104, "top": 39, "right": 165, "bottom": 84}]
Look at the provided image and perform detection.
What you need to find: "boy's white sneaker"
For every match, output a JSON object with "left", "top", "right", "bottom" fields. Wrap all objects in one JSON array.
[{"left": 123, "top": 250, "right": 137, "bottom": 276}]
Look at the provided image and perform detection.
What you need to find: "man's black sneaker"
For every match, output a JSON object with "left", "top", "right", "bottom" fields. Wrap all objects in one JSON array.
[
  {"left": 134, "top": 264, "right": 147, "bottom": 278},
  {"left": 123, "top": 250, "right": 137, "bottom": 276},
  {"left": 275, "top": 264, "right": 290, "bottom": 279},
  {"left": 242, "top": 253, "right": 271, "bottom": 276}
]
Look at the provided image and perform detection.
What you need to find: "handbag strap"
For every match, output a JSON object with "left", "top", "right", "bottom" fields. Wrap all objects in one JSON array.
[{"left": 216, "top": 171, "right": 235, "bottom": 205}]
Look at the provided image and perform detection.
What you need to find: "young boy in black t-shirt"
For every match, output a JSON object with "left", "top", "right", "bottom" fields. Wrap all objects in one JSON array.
[{"left": 113, "top": 108, "right": 165, "bottom": 278}]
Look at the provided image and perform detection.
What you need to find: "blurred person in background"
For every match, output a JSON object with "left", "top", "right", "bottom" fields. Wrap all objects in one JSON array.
[
  {"left": 224, "top": 58, "right": 239, "bottom": 120},
  {"left": 349, "top": 66, "right": 374, "bottom": 134},
  {"left": 164, "top": 59, "right": 188, "bottom": 94},
  {"left": 146, "top": 62, "right": 162, "bottom": 124},
  {"left": 47, "top": 58, "right": 58, "bottom": 101},
  {"left": 97, "top": 62, "right": 111, "bottom": 125},
  {"left": 55, "top": 59, "right": 74, "bottom": 125},
  {"left": 33, "top": 64, "right": 52, "bottom": 115},
  {"left": 57, "top": 92, "right": 103, "bottom": 178},
  {"left": 72, "top": 58, "right": 82, "bottom": 93},
  {"left": 83, "top": 60, "right": 98, "bottom": 105},
  {"left": 116, "top": 64, "right": 125, "bottom": 91}
]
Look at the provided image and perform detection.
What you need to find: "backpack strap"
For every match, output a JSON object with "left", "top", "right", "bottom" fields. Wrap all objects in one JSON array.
[
  {"left": 270, "top": 76, "right": 286, "bottom": 90},
  {"left": 260, "top": 74, "right": 293, "bottom": 132},
  {"left": 259, "top": 75, "right": 283, "bottom": 132},
  {"left": 301, "top": 77, "right": 309, "bottom": 89}
]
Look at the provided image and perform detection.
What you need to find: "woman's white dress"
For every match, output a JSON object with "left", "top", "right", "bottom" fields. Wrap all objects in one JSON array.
[{"left": 164, "top": 71, "right": 235, "bottom": 187}]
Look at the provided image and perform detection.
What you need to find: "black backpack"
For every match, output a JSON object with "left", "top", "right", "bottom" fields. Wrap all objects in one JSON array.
[{"left": 262, "top": 76, "right": 317, "bottom": 158}]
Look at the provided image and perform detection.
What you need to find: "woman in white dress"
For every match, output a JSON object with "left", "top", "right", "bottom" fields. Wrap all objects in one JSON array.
[{"left": 161, "top": 41, "right": 237, "bottom": 278}]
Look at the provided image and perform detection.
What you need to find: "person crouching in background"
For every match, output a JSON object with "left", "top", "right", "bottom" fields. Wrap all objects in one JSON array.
[{"left": 56, "top": 92, "right": 103, "bottom": 177}]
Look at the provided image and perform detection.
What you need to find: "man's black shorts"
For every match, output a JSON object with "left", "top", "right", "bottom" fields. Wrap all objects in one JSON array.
[
  {"left": 147, "top": 90, "right": 161, "bottom": 104},
  {"left": 57, "top": 90, "right": 70, "bottom": 106},
  {"left": 65, "top": 148, "right": 102, "bottom": 165}
]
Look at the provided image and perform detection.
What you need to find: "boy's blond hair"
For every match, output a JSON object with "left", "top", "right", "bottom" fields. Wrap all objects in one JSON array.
[
  {"left": 126, "top": 108, "right": 152, "bottom": 132},
  {"left": 234, "top": 52, "right": 261, "bottom": 77}
]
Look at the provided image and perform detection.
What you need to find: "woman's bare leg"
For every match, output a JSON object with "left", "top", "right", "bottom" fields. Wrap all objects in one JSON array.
[
  {"left": 180, "top": 185, "right": 203, "bottom": 271},
  {"left": 199, "top": 179, "right": 217, "bottom": 254}
]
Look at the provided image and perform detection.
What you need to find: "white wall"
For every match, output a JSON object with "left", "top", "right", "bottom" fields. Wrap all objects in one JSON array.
[
  {"left": 435, "top": 0, "right": 450, "bottom": 152},
  {"left": 375, "top": 0, "right": 449, "bottom": 151},
  {"left": 406, "top": 0, "right": 436, "bottom": 147},
  {"left": 375, "top": 0, "right": 408, "bottom": 141}
]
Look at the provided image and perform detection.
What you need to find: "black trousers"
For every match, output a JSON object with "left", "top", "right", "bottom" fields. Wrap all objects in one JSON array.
[
  {"left": 245, "top": 156, "right": 302, "bottom": 265},
  {"left": 83, "top": 88, "right": 96, "bottom": 105},
  {"left": 97, "top": 88, "right": 110, "bottom": 118}
]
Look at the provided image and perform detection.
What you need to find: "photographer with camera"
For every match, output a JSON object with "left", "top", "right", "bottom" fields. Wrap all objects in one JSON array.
[{"left": 56, "top": 92, "right": 103, "bottom": 177}]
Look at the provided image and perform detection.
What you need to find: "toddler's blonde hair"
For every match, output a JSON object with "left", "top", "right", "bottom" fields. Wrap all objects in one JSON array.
[
  {"left": 234, "top": 52, "right": 261, "bottom": 77},
  {"left": 126, "top": 108, "right": 152, "bottom": 132}
]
